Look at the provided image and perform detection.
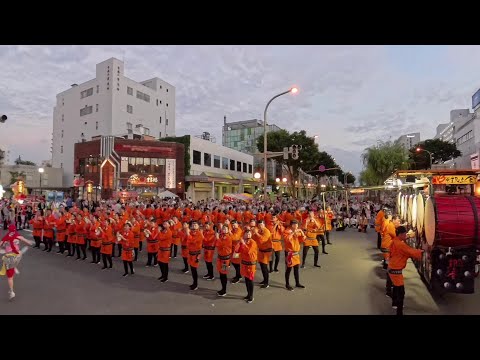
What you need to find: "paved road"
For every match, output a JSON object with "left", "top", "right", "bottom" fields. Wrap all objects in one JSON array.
[{"left": 0, "top": 227, "right": 479, "bottom": 314}]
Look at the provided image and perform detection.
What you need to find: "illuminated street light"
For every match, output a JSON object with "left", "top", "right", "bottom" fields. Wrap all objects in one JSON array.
[
  {"left": 416, "top": 147, "right": 433, "bottom": 169},
  {"left": 276, "top": 178, "right": 281, "bottom": 183},
  {"left": 263, "top": 87, "right": 299, "bottom": 198},
  {"left": 254, "top": 172, "right": 261, "bottom": 179},
  {"left": 282, "top": 177, "right": 287, "bottom": 183}
]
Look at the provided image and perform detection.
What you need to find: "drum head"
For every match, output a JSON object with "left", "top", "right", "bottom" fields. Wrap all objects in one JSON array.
[
  {"left": 401, "top": 195, "right": 407, "bottom": 221},
  {"left": 408, "top": 195, "right": 414, "bottom": 225},
  {"left": 417, "top": 193, "right": 425, "bottom": 234},
  {"left": 424, "top": 196, "right": 436, "bottom": 246},
  {"left": 412, "top": 195, "right": 417, "bottom": 228}
]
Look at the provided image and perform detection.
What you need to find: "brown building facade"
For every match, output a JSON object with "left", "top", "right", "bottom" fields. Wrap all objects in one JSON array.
[{"left": 74, "top": 136, "right": 185, "bottom": 199}]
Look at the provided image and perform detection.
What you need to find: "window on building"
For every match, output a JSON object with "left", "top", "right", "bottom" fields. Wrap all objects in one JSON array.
[
  {"left": 166, "top": 88, "right": 169, "bottom": 92},
  {"left": 61, "top": 130, "right": 63, "bottom": 138},
  {"left": 214, "top": 155, "right": 220, "bottom": 168},
  {"left": 136, "top": 90, "right": 150, "bottom": 102},
  {"left": 166, "top": 119, "right": 169, "bottom": 126},
  {"left": 222, "top": 157, "right": 229, "bottom": 170},
  {"left": 144, "top": 128, "right": 150, "bottom": 136},
  {"left": 80, "top": 106, "right": 93, "bottom": 117},
  {"left": 160, "top": 100, "right": 162, "bottom": 104},
  {"left": 193, "top": 150, "right": 201, "bottom": 165},
  {"left": 127, "top": 105, "right": 133, "bottom": 114},
  {"left": 166, "top": 103, "right": 169, "bottom": 107},
  {"left": 243, "top": 162, "right": 247, "bottom": 173},
  {"left": 96, "top": 121, "right": 99, "bottom": 130},
  {"left": 96, "top": 104, "right": 99, "bottom": 112},
  {"left": 248, "top": 164, "right": 252, "bottom": 174},
  {"left": 230, "top": 159, "right": 235, "bottom": 171},
  {"left": 159, "top": 117, "right": 162, "bottom": 124},
  {"left": 204, "top": 153, "right": 212, "bottom": 167},
  {"left": 159, "top": 131, "right": 162, "bottom": 138},
  {"left": 96, "top": 85, "right": 99, "bottom": 93},
  {"left": 127, "top": 122, "right": 132, "bottom": 130},
  {"left": 120, "top": 157, "right": 128, "bottom": 173},
  {"left": 62, "top": 114, "right": 64, "bottom": 122},
  {"left": 61, "top": 146, "right": 63, "bottom": 154},
  {"left": 62, "top": 98, "right": 64, "bottom": 106},
  {"left": 236, "top": 161, "right": 241, "bottom": 172},
  {"left": 160, "top": 85, "right": 162, "bottom": 89},
  {"left": 60, "top": 163, "right": 63, "bottom": 168},
  {"left": 127, "top": 86, "right": 133, "bottom": 95},
  {"left": 80, "top": 88, "right": 93, "bottom": 99},
  {"left": 156, "top": 99, "right": 158, "bottom": 106},
  {"left": 128, "top": 157, "right": 135, "bottom": 172}
]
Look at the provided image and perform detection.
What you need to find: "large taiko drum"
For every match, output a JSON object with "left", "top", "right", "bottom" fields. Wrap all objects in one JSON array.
[
  {"left": 407, "top": 195, "right": 414, "bottom": 225},
  {"left": 425, "top": 195, "right": 480, "bottom": 248},
  {"left": 411, "top": 195, "right": 417, "bottom": 228},
  {"left": 416, "top": 193, "right": 425, "bottom": 234}
]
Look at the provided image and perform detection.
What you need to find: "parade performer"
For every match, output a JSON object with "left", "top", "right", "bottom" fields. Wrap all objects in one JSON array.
[
  {"left": 157, "top": 221, "right": 172, "bottom": 283},
  {"left": 55, "top": 208, "right": 68, "bottom": 254},
  {"left": 43, "top": 209, "right": 55, "bottom": 252},
  {"left": 238, "top": 229, "right": 258, "bottom": 303},
  {"left": 145, "top": 220, "right": 159, "bottom": 267},
  {"left": 202, "top": 223, "right": 216, "bottom": 281},
  {"left": 170, "top": 217, "right": 182, "bottom": 258},
  {"left": 375, "top": 209, "right": 385, "bottom": 250},
  {"left": 267, "top": 214, "right": 284, "bottom": 273},
  {"left": 229, "top": 220, "right": 243, "bottom": 284},
  {"left": 215, "top": 224, "right": 232, "bottom": 297},
  {"left": 387, "top": 226, "right": 423, "bottom": 316},
  {"left": 117, "top": 222, "right": 135, "bottom": 277},
  {"left": 325, "top": 206, "right": 335, "bottom": 244},
  {"left": 186, "top": 221, "right": 204, "bottom": 290},
  {"left": 253, "top": 220, "right": 272, "bottom": 288},
  {"left": 179, "top": 222, "right": 189, "bottom": 273},
  {"left": 100, "top": 219, "right": 114, "bottom": 269},
  {"left": 0, "top": 224, "right": 34, "bottom": 300},
  {"left": 30, "top": 210, "right": 44, "bottom": 249},
  {"left": 284, "top": 220, "right": 306, "bottom": 291},
  {"left": 302, "top": 211, "right": 322, "bottom": 268}
]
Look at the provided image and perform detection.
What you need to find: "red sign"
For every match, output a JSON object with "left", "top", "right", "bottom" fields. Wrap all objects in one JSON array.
[
  {"left": 129, "top": 174, "right": 158, "bottom": 186},
  {"left": 114, "top": 144, "right": 171, "bottom": 153},
  {"left": 73, "top": 177, "right": 85, "bottom": 187},
  {"left": 112, "top": 191, "right": 139, "bottom": 199}
]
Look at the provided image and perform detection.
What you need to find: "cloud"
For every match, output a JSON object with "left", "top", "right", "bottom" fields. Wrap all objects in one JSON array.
[{"left": 1, "top": 45, "right": 480, "bottom": 173}]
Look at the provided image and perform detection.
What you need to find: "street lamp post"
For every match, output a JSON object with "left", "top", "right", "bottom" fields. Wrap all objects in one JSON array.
[
  {"left": 38, "top": 167, "right": 44, "bottom": 197},
  {"left": 263, "top": 87, "right": 298, "bottom": 199},
  {"left": 416, "top": 147, "right": 433, "bottom": 169}
]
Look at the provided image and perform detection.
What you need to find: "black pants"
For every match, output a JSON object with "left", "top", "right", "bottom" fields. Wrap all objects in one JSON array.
[
  {"left": 302, "top": 245, "right": 319, "bottom": 266},
  {"left": 260, "top": 263, "right": 269, "bottom": 284},
  {"left": 33, "top": 236, "right": 41, "bottom": 248},
  {"left": 232, "top": 263, "right": 241, "bottom": 279},
  {"left": 44, "top": 237, "right": 53, "bottom": 252},
  {"left": 205, "top": 262, "right": 214, "bottom": 277},
  {"left": 190, "top": 266, "right": 198, "bottom": 287},
  {"left": 147, "top": 252, "right": 158, "bottom": 266},
  {"left": 244, "top": 277, "right": 254, "bottom": 300},
  {"left": 58, "top": 241, "right": 65, "bottom": 254},
  {"left": 326, "top": 231, "right": 331, "bottom": 244},
  {"left": 170, "top": 244, "right": 178, "bottom": 258},
  {"left": 102, "top": 254, "right": 113, "bottom": 268},
  {"left": 386, "top": 273, "right": 393, "bottom": 296},
  {"left": 377, "top": 233, "right": 381, "bottom": 249},
  {"left": 317, "top": 235, "right": 327, "bottom": 253},
  {"left": 134, "top": 247, "right": 139, "bottom": 261},
  {"left": 139, "top": 241, "right": 143, "bottom": 252},
  {"left": 123, "top": 260, "right": 134, "bottom": 275},
  {"left": 67, "top": 243, "right": 75, "bottom": 256},
  {"left": 269, "top": 251, "right": 281, "bottom": 272},
  {"left": 159, "top": 262, "right": 169, "bottom": 280},
  {"left": 392, "top": 285, "right": 405, "bottom": 316},
  {"left": 76, "top": 244, "right": 87, "bottom": 259},
  {"left": 182, "top": 257, "right": 188, "bottom": 271},
  {"left": 114, "top": 244, "right": 122, "bottom": 257},
  {"left": 3, "top": 219, "right": 8, "bottom": 230},
  {"left": 220, "top": 273, "right": 228, "bottom": 293},
  {"left": 285, "top": 264, "right": 300, "bottom": 286},
  {"left": 91, "top": 247, "right": 101, "bottom": 263}
]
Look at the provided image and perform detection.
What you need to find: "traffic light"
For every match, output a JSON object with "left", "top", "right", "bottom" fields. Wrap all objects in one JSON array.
[{"left": 292, "top": 145, "right": 299, "bottom": 160}]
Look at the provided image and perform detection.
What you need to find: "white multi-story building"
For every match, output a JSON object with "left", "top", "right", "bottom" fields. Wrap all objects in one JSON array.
[
  {"left": 396, "top": 132, "right": 420, "bottom": 151},
  {"left": 185, "top": 134, "right": 259, "bottom": 201},
  {"left": 52, "top": 58, "right": 176, "bottom": 186}
]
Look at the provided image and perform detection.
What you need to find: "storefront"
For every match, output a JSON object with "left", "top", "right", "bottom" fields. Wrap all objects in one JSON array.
[{"left": 74, "top": 136, "right": 185, "bottom": 200}]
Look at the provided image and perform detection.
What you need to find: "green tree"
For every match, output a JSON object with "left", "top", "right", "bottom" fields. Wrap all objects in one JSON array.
[
  {"left": 9, "top": 171, "right": 26, "bottom": 185},
  {"left": 408, "top": 138, "right": 462, "bottom": 170},
  {"left": 359, "top": 141, "right": 409, "bottom": 186},
  {"left": 257, "top": 129, "right": 321, "bottom": 198},
  {"left": 14, "top": 155, "right": 36, "bottom": 166}
]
